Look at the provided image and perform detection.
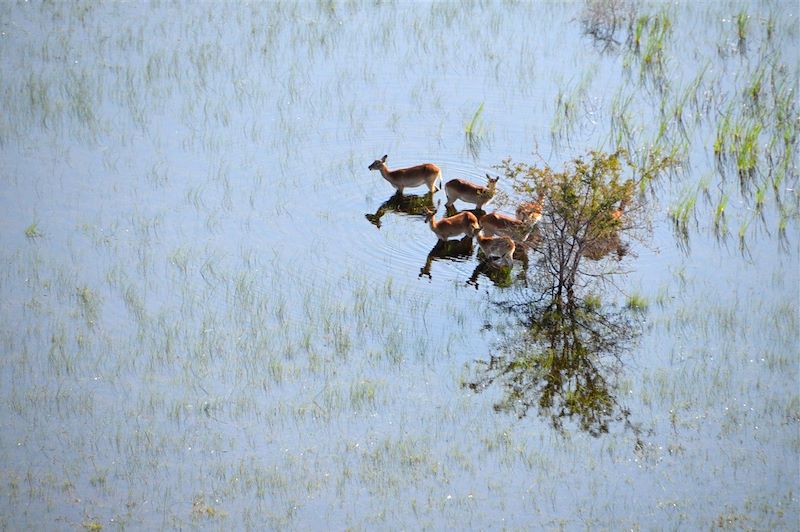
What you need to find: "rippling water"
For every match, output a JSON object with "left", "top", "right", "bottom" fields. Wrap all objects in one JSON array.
[{"left": 0, "top": 1, "right": 797, "bottom": 529}]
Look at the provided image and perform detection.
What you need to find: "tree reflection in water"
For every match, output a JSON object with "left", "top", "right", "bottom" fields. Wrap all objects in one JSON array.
[{"left": 467, "top": 290, "right": 642, "bottom": 437}]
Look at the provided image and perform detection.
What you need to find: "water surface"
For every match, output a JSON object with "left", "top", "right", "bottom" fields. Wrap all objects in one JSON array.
[{"left": 0, "top": 1, "right": 797, "bottom": 529}]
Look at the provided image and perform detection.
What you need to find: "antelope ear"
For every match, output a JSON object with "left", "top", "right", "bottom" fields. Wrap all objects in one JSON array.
[{"left": 381, "top": 155, "right": 388, "bottom": 162}]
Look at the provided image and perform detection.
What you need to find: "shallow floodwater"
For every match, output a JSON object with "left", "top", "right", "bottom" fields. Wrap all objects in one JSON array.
[{"left": 0, "top": 1, "right": 798, "bottom": 529}]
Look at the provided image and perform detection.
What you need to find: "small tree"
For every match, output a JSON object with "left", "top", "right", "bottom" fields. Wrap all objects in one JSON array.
[{"left": 500, "top": 150, "right": 643, "bottom": 301}]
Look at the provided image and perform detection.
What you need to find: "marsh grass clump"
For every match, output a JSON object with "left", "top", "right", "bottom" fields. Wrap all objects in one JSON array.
[
  {"left": 631, "top": 14, "right": 648, "bottom": 52},
  {"left": 733, "top": 120, "right": 762, "bottom": 182},
  {"left": 735, "top": 12, "right": 749, "bottom": 51},
  {"left": 737, "top": 216, "right": 753, "bottom": 254},
  {"left": 711, "top": 192, "right": 731, "bottom": 243},
  {"left": 464, "top": 102, "right": 487, "bottom": 159},
  {"left": 25, "top": 222, "right": 43, "bottom": 239},
  {"left": 668, "top": 186, "right": 698, "bottom": 250},
  {"left": 350, "top": 379, "right": 379, "bottom": 410},
  {"left": 641, "top": 12, "right": 671, "bottom": 66},
  {"left": 550, "top": 68, "right": 596, "bottom": 147},
  {"left": 625, "top": 293, "right": 648, "bottom": 312},
  {"left": 623, "top": 9, "right": 672, "bottom": 83}
]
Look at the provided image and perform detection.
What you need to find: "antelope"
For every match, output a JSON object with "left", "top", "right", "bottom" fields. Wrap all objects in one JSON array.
[
  {"left": 473, "top": 226, "right": 515, "bottom": 265},
  {"left": 516, "top": 193, "right": 545, "bottom": 224},
  {"left": 479, "top": 211, "right": 532, "bottom": 241},
  {"left": 425, "top": 201, "right": 480, "bottom": 241},
  {"left": 368, "top": 155, "right": 441, "bottom": 195},
  {"left": 444, "top": 174, "right": 499, "bottom": 210},
  {"left": 611, "top": 197, "right": 627, "bottom": 222}
]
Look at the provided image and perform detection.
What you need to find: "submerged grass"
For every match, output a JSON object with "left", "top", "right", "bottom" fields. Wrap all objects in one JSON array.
[
  {"left": 551, "top": 67, "right": 596, "bottom": 147},
  {"left": 0, "top": 1, "right": 798, "bottom": 530},
  {"left": 611, "top": 0, "right": 798, "bottom": 250}
]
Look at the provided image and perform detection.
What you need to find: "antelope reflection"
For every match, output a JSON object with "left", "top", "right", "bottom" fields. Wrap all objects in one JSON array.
[
  {"left": 365, "top": 192, "right": 434, "bottom": 229},
  {"left": 467, "top": 243, "right": 529, "bottom": 289},
  {"left": 419, "top": 235, "right": 474, "bottom": 280},
  {"left": 473, "top": 228, "right": 515, "bottom": 265}
]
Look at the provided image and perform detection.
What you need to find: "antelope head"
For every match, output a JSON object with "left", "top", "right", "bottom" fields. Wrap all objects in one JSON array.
[{"left": 368, "top": 154, "right": 388, "bottom": 171}]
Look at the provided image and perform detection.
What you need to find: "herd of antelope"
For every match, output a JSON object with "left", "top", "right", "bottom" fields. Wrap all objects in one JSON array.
[{"left": 368, "top": 154, "right": 542, "bottom": 267}]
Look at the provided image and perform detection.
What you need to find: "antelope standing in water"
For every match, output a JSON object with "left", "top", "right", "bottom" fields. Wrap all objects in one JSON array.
[
  {"left": 424, "top": 201, "right": 480, "bottom": 241},
  {"left": 473, "top": 226, "right": 515, "bottom": 265},
  {"left": 479, "top": 211, "right": 532, "bottom": 241},
  {"left": 368, "top": 155, "right": 441, "bottom": 195},
  {"left": 515, "top": 192, "right": 545, "bottom": 224},
  {"left": 444, "top": 174, "right": 499, "bottom": 210}
]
